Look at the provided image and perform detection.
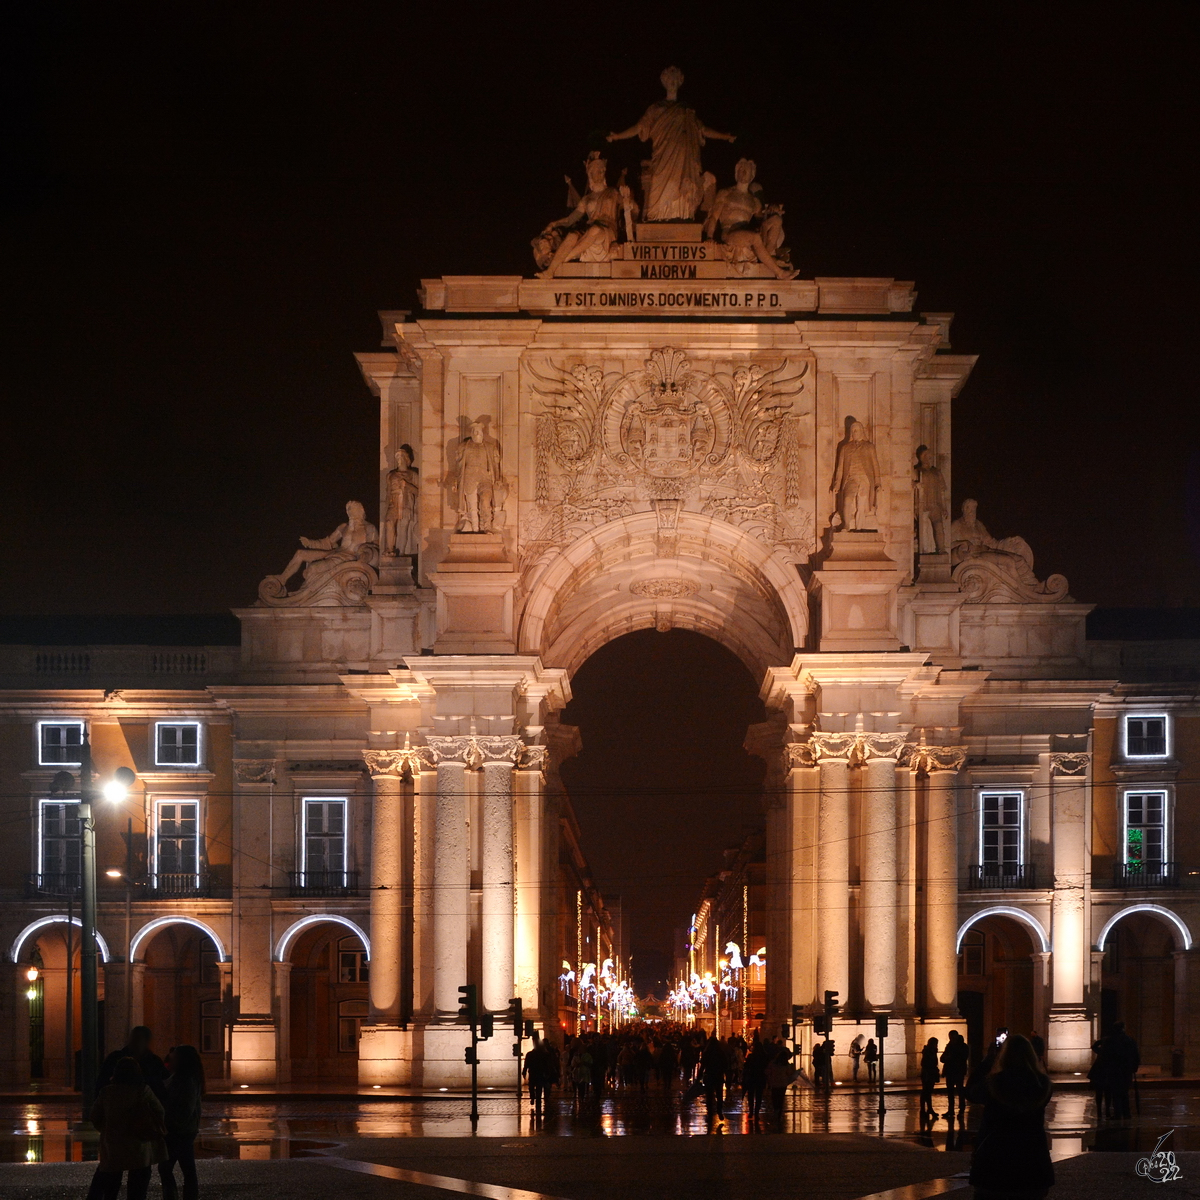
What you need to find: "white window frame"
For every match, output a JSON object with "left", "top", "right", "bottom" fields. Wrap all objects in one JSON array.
[
  {"left": 300, "top": 796, "right": 349, "bottom": 885},
  {"left": 37, "top": 720, "right": 85, "bottom": 766},
  {"left": 154, "top": 721, "right": 203, "bottom": 768},
  {"left": 978, "top": 789, "right": 1026, "bottom": 871},
  {"left": 1123, "top": 712, "right": 1170, "bottom": 760},
  {"left": 1121, "top": 788, "right": 1170, "bottom": 867},
  {"left": 37, "top": 798, "right": 81, "bottom": 880},
  {"left": 152, "top": 797, "right": 202, "bottom": 887}
]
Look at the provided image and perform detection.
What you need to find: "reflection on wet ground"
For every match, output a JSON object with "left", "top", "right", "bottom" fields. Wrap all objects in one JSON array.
[{"left": 3, "top": 1084, "right": 1195, "bottom": 1163}]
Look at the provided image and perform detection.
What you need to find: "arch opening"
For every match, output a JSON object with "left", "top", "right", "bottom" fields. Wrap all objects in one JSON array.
[
  {"left": 557, "top": 628, "right": 768, "bottom": 1009},
  {"left": 956, "top": 912, "right": 1042, "bottom": 1066}
]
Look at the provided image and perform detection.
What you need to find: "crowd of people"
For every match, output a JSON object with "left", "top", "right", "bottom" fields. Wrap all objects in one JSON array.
[
  {"left": 522, "top": 1022, "right": 800, "bottom": 1125},
  {"left": 85, "top": 1025, "right": 204, "bottom": 1200}
]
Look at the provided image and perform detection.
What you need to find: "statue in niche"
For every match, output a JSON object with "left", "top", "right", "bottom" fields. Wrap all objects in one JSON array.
[
  {"left": 702, "top": 159, "right": 797, "bottom": 279},
  {"left": 535, "top": 152, "right": 636, "bottom": 278},
  {"left": 830, "top": 420, "right": 881, "bottom": 531},
  {"left": 607, "top": 65, "right": 735, "bottom": 221},
  {"left": 914, "top": 445, "right": 947, "bottom": 553},
  {"left": 258, "top": 500, "right": 379, "bottom": 606},
  {"left": 452, "top": 420, "right": 506, "bottom": 533},
  {"left": 383, "top": 444, "right": 419, "bottom": 557},
  {"left": 950, "top": 498, "right": 1070, "bottom": 602}
]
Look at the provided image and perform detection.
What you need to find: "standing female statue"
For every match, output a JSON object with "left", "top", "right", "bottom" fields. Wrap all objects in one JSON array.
[{"left": 608, "top": 66, "right": 735, "bottom": 221}]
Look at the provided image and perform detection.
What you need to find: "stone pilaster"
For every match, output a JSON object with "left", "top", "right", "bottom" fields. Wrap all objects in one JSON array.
[
  {"left": 910, "top": 741, "right": 967, "bottom": 1015},
  {"left": 812, "top": 732, "right": 857, "bottom": 1005},
  {"left": 481, "top": 742, "right": 522, "bottom": 1012},
  {"left": 860, "top": 733, "right": 907, "bottom": 1010}
]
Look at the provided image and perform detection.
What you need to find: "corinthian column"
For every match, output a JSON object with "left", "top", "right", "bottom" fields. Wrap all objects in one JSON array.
[
  {"left": 912, "top": 742, "right": 967, "bottom": 1014},
  {"left": 480, "top": 739, "right": 522, "bottom": 1013},
  {"left": 426, "top": 739, "right": 470, "bottom": 1016},
  {"left": 811, "top": 733, "right": 857, "bottom": 1005},
  {"left": 860, "top": 734, "right": 907, "bottom": 1010}
]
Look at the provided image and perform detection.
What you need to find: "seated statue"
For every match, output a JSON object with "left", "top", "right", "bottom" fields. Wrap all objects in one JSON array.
[
  {"left": 258, "top": 501, "right": 380, "bottom": 606},
  {"left": 950, "top": 499, "right": 1069, "bottom": 603},
  {"left": 535, "top": 152, "right": 635, "bottom": 278},
  {"left": 702, "top": 158, "right": 797, "bottom": 280}
]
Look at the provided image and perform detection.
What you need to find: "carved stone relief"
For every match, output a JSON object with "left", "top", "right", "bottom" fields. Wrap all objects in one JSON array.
[
  {"left": 257, "top": 501, "right": 380, "bottom": 607},
  {"left": 524, "top": 347, "right": 812, "bottom": 568},
  {"left": 950, "top": 499, "right": 1070, "bottom": 603},
  {"left": 234, "top": 760, "right": 277, "bottom": 784},
  {"left": 1050, "top": 752, "right": 1090, "bottom": 777},
  {"left": 629, "top": 578, "right": 699, "bottom": 600},
  {"left": 425, "top": 734, "right": 523, "bottom": 771}
]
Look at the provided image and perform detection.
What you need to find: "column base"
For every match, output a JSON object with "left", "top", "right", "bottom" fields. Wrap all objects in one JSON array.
[
  {"left": 1046, "top": 1006, "right": 1094, "bottom": 1072},
  {"left": 230, "top": 1018, "right": 278, "bottom": 1085},
  {"left": 358, "top": 1024, "right": 414, "bottom": 1086},
  {"left": 415, "top": 1023, "right": 522, "bottom": 1089}
]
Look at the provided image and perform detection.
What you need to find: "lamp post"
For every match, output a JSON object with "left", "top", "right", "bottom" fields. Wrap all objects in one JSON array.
[{"left": 65, "top": 736, "right": 134, "bottom": 1122}]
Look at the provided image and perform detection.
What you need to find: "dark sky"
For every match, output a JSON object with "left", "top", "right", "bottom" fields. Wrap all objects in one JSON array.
[{"left": 5, "top": 8, "right": 1199, "bottom": 987}]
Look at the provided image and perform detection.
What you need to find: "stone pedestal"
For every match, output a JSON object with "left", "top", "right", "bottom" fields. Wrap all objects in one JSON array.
[
  {"left": 229, "top": 1018, "right": 278, "bottom": 1085},
  {"left": 358, "top": 1025, "right": 414, "bottom": 1085},
  {"left": 417, "top": 1022, "right": 524, "bottom": 1089},
  {"left": 428, "top": 533, "right": 517, "bottom": 654},
  {"left": 811, "top": 533, "right": 902, "bottom": 652}
]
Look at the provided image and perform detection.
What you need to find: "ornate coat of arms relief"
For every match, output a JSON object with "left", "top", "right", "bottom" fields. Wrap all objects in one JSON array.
[{"left": 523, "top": 347, "right": 812, "bottom": 567}]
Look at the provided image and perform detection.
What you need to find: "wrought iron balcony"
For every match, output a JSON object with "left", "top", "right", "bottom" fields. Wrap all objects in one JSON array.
[
  {"left": 144, "top": 872, "right": 211, "bottom": 897},
  {"left": 967, "top": 863, "right": 1037, "bottom": 890},
  {"left": 288, "top": 870, "right": 360, "bottom": 897},
  {"left": 26, "top": 872, "right": 82, "bottom": 897},
  {"left": 1113, "top": 861, "right": 1179, "bottom": 888}
]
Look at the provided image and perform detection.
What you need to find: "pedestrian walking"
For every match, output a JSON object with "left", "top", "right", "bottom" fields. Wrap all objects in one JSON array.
[
  {"left": 1103, "top": 1021, "right": 1140, "bottom": 1119},
  {"left": 1087, "top": 1038, "right": 1110, "bottom": 1120},
  {"left": 850, "top": 1033, "right": 865, "bottom": 1081},
  {"left": 97, "top": 1026, "right": 167, "bottom": 1099},
  {"left": 86, "top": 1057, "right": 168, "bottom": 1200},
  {"left": 159, "top": 1045, "right": 203, "bottom": 1200},
  {"left": 571, "top": 1044, "right": 593, "bottom": 1104},
  {"left": 700, "top": 1032, "right": 726, "bottom": 1119},
  {"left": 765, "top": 1044, "right": 795, "bottom": 1125},
  {"left": 523, "top": 1034, "right": 553, "bottom": 1117},
  {"left": 919, "top": 1037, "right": 940, "bottom": 1124},
  {"left": 743, "top": 1036, "right": 768, "bottom": 1119},
  {"left": 941, "top": 1029, "right": 969, "bottom": 1120},
  {"left": 864, "top": 1038, "right": 879, "bottom": 1084},
  {"left": 967, "top": 1033, "right": 1054, "bottom": 1200}
]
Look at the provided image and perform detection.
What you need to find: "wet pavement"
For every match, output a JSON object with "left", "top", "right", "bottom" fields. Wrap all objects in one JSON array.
[{"left": 3, "top": 1080, "right": 1197, "bottom": 1162}]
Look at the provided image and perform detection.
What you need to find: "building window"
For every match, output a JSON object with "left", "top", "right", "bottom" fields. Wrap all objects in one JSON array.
[
  {"left": 39, "top": 800, "right": 81, "bottom": 888},
  {"left": 979, "top": 791, "right": 1024, "bottom": 877},
  {"left": 1125, "top": 714, "right": 1168, "bottom": 758},
  {"left": 155, "top": 722, "right": 201, "bottom": 767},
  {"left": 200, "top": 1000, "right": 223, "bottom": 1055},
  {"left": 338, "top": 936, "right": 369, "bottom": 984},
  {"left": 155, "top": 800, "right": 200, "bottom": 884},
  {"left": 338, "top": 999, "right": 368, "bottom": 1052},
  {"left": 959, "top": 930, "right": 985, "bottom": 977},
  {"left": 38, "top": 721, "right": 84, "bottom": 766},
  {"left": 302, "top": 798, "right": 346, "bottom": 886},
  {"left": 1124, "top": 790, "right": 1167, "bottom": 869}
]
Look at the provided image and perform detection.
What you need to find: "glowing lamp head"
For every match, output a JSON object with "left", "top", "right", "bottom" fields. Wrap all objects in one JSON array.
[
  {"left": 103, "top": 767, "right": 136, "bottom": 803},
  {"left": 105, "top": 869, "right": 122, "bottom": 879},
  {"left": 25, "top": 966, "right": 38, "bottom": 983}
]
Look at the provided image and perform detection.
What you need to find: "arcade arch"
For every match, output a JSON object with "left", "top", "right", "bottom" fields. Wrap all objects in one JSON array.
[{"left": 956, "top": 912, "right": 1042, "bottom": 1064}]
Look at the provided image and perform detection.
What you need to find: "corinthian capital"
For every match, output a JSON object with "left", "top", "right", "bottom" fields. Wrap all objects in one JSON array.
[
  {"left": 362, "top": 739, "right": 438, "bottom": 779},
  {"left": 809, "top": 732, "right": 860, "bottom": 763},
  {"left": 517, "top": 744, "right": 548, "bottom": 771},
  {"left": 908, "top": 743, "right": 967, "bottom": 775},
  {"left": 426, "top": 734, "right": 523, "bottom": 770},
  {"left": 786, "top": 742, "right": 817, "bottom": 769},
  {"left": 859, "top": 732, "right": 909, "bottom": 762},
  {"left": 1050, "top": 751, "right": 1090, "bottom": 777}
]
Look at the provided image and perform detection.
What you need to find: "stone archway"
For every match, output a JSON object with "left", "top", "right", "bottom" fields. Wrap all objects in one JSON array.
[
  {"left": 519, "top": 510, "right": 806, "bottom": 678},
  {"left": 956, "top": 913, "right": 1041, "bottom": 1064}
]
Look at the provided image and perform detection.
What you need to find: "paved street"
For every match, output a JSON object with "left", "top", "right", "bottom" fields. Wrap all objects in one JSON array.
[{"left": 2, "top": 1084, "right": 1197, "bottom": 1199}]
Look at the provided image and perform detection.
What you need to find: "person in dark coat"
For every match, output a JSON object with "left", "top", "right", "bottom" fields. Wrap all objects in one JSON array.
[
  {"left": 97, "top": 1026, "right": 166, "bottom": 1100},
  {"left": 941, "top": 1029, "right": 970, "bottom": 1120},
  {"left": 1103, "top": 1022, "right": 1140, "bottom": 1119},
  {"left": 919, "top": 1037, "right": 940, "bottom": 1124},
  {"left": 523, "top": 1034, "right": 554, "bottom": 1117},
  {"left": 742, "top": 1036, "right": 768, "bottom": 1118},
  {"left": 863, "top": 1038, "right": 879, "bottom": 1083},
  {"left": 967, "top": 1033, "right": 1054, "bottom": 1200},
  {"left": 159, "top": 1045, "right": 204, "bottom": 1200},
  {"left": 700, "top": 1033, "right": 727, "bottom": 1119},
  {"left": 87, "top": 1057, "right": 168, "bottom": 1200}
]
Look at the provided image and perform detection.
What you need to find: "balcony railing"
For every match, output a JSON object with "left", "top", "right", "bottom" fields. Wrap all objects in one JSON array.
[
  {"left": 144, "top": 872, "right": 211, "bottom": 897},
  {"left": 26, "top": 872, "right": 82, "bottom": 897},
  {"left": 1113, "top": 861, "right": 1179, "bottom": 888},
  {"left": 288, "top": 870, "right": 360, "bottom": 897},
  {"left": 967, "top": 863, "right": 1037, "bottom": 890}
]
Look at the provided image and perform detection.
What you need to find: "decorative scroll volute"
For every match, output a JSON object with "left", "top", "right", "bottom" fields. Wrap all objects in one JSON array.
[
  {"left": 362, "top": 734, "right": 439, "bottom": 779},
  {"left": 425, "top": 734, "right": 523, "bottom": 771},
  {"left": 517, "top": 744, "right": 548, "bottom": 771},
  {"left": 908, "top": 741, "right": 968, "bottom": 775},
  {"left": 794, "top": 730, "right": 909, "bottom": 768},
  {"left": 808, "top": 731, "right": 860, "bottom": 764},
  {"left": 1050, "top": 752, "right": 1090, "bottom": 777}
]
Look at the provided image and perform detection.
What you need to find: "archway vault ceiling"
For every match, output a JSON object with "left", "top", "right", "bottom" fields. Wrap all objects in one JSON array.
[{"left": 519, "top": 511, "right": 805, "bottom": 681}]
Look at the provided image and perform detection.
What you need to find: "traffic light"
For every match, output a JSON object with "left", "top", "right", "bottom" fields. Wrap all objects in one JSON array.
[
  {"left": 464, "top": 1045, "right": 478, "bottom": 1065},
  {"left": 813, "top": 1015, "right": 830, "bottom": 1036},
  {"left": 875, "top": 1015, "right": 889, "bottom": 1039},
  {"left": 791, "top": 1004, "right": 804, "bottom": 1024},
  {"left": 823, "top": 990, "right": 840, "bottom": 1018},
  {"left": 523, "top": 1019, "right": 535, "bottom": 1039},
  {"left": 508, "top": 997, "right": 523, "bottom": 1036},
  {"left": 458, "top": 983, "right": 477, "bottom": 1023},
  {"left": 479, "top": 1014, "right": 494, "bottom": 1040}
]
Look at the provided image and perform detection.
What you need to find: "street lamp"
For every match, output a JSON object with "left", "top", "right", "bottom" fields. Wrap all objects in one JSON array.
[{"left": 55, "top": 737, "right": 135, "bottom": 1120}]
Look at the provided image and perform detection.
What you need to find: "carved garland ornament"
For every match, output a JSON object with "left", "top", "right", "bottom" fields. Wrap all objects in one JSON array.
[
  {"left": 787, "top": 734, "right": 966, "bottom": 772},
  {"left": 234, "top": 760, "right": 277, "bottom": 784},
  {"left": 1050, "top": 752, "right": 1090, "bottom": 777},
  {"left": 629, "top": 578, "right": 699, "bottom": 600},
  {"left": 425, "top": 734, "right": 524, "bottom": 771}
]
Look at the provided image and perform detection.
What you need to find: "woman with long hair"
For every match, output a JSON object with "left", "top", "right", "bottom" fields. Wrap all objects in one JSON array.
[
  {"left": 159, "top": 1045, "right": 205, "bottom": 1200},
  {"left": 967, "top": 1033, "right": 1054, "bottom": 1200}
]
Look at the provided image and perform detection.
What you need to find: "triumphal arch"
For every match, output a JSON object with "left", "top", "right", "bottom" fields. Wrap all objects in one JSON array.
[{"left": 234, "top": 70, "right": 1105, "bottom": 1084}]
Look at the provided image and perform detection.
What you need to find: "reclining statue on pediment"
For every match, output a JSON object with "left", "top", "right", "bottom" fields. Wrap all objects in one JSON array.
[
  {"left": 950, "top": 499, "right": 1070, "bottom": 603},
  {"left": 257, "top": 500, "right": 380, "bottom": 607}
]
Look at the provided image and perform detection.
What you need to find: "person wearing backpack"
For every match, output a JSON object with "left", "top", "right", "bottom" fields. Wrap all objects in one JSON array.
[
  {"left": 159, "top": 1045, "right": 205, "bottom": 1200},
  {"left": 87, "top": 1057, "right": 168, "bottom": 1200}
]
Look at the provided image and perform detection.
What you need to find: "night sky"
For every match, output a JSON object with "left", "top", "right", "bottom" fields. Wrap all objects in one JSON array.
[{"left": 6, "top": 8, "right": 1198, "bottom": 990}]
